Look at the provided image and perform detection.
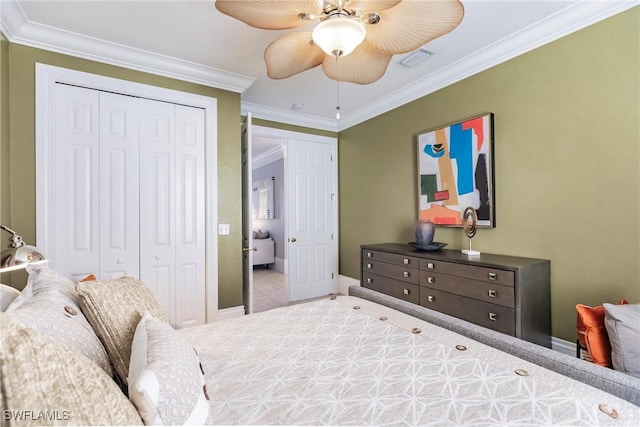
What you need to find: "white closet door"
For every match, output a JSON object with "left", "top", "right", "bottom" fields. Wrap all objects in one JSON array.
[
  {"left": 174, "top": 105, "right": 206, "bottom": 328},
  {"left": 53, "top": 84, "right": 101, "bottom": 280},
  {"left": 99, "top": 92, "right": 140, "bottom": 279},
  {"left": 139, "top": 99, "right": 176, "bottom": 321}
]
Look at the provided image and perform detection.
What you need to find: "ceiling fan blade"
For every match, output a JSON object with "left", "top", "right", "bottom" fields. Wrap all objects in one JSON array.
[
  {"left": 365, "top": 0, "right": 464, "bottom": 54},
  {"left": 322, "top": 42, "right": 392, "bottom": 84},
  {"left": 215, "top": 0, "right": 323, "bottom": 30},
  {"left": 264, "top": 32, "right": 325, "bottom": 79},
  {"left": 348, "top": 1, "right": 402, "bottom": 13}
]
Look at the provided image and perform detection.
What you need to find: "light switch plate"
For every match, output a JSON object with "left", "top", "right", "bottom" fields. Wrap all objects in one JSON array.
[{"left": 218, "top": 224, "right": 230, "bottom": 235}]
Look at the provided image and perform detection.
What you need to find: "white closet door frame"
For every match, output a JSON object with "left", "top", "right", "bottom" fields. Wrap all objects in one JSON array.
[{"left": 35, "top": 63, "right": 219, "bottom": 322}]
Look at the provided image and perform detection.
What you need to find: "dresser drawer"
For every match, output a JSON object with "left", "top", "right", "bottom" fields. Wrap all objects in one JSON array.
[
  {"left": 419, "top": 259, "right": 514, "bottom": 287},
  {"left": 419, "top": 287, "right": 515, "bottom": 336},
  {"left": 419, "top": 271, "right": 514, "bottom": 308},
  {"left": 362, "top": 249, "right": 419, "bottom": 268},
  {"left": 362, "top": 260, "right": 419, "bottom": 284},
  {"left": 363, "top": 273, "right": 420, "bottom": 304}
]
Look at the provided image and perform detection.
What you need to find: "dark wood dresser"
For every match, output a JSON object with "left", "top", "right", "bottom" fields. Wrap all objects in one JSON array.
[{"left": 361, "top": 243, "right": 551, "bottom": 347}]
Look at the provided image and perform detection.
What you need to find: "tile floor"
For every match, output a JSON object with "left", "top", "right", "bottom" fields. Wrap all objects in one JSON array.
[
  {"left": 252, "top": 268, "right": 288, "bottom": 313},
  {"left": 252, "top": 267, "right": 341, "bottom": 313}
]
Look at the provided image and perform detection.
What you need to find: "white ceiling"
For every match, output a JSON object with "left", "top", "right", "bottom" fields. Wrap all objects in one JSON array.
[{"left": 1, "top": 0, "right": 637, "bottom": 132}]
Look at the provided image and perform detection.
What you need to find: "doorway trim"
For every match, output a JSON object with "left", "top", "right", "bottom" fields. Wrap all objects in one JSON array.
[
  {"left": 250, "top": 125, "right": 339, "bottom": 303},
  {"left": 35, "top": 63, "right": 219, "bottom": 322}
]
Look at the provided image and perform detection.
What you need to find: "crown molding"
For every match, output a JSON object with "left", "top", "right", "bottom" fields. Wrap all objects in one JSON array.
[
  {"left": 337, "top": 0, "right": 639, "bottom": 131},
  {"left": 241, "top": 101, "right": 338, "bottom": 133},
  {"left": 0, "top": 1, "right": 255, "bottom": 93},
  {"left": 1, "top": 0, "right": 637, "bottom": 130},
  {"left": 252, "top": 145, "right": 284, "bottom": 169}
]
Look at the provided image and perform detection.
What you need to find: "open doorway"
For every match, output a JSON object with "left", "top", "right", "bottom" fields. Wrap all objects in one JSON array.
[
  {"left": 243, "top": 122, "right": 339, "bottom": 315},
  {"left": 251, "top": 135, "right": 287, "bottom": 313}
]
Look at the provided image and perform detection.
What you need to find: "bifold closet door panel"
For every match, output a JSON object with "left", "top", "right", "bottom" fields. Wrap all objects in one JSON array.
[
  {"left": 99, "top": 92, "right": 140, "bottom": 280},
  {"left": 174, "top": 105, "right": 206, "bottom": 328},
  {"left": 139, "top": 99, "right": 177, "bottom": 318},
  {"left": 53, "top": 84, "right": 101, "bottom": 280}
]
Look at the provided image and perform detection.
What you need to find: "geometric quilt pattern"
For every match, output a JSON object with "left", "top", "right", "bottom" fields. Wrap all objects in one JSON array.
[{"left": 180, "top": 296, "right": 640, "bottom": 426}]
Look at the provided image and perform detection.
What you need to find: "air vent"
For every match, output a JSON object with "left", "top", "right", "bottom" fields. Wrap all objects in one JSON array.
[{"left": 399, "top": 48, "right": 434, "bottom": 68}]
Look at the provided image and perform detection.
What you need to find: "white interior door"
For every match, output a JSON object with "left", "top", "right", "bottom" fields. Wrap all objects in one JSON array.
[
  {"left": 242, "top": 114, "right": 254, "bottom": 314},
  {"left": 287, "top": 138, "right": 337, "bottom": 301},
  {"left": 99, "top": 92, "right": 140, "bottom": 280},
  {"left": 53, "top": 84, "right": 101, "bottom": 280},
  {"left": 173, "top": 105, "right": 206, "bottom": 328},
  {"left": 139, "top": 99, "right": 176, "bottom": 321}
]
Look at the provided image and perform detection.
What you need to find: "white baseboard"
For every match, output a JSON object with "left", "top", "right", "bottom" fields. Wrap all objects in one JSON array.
[
  {"left": 217, "top": 305, "right": 245, "bottom": 321},
  {"left": 552, "top": 336, "right": 576, "bottom": 356},
  {"left": 274, "top": 257, "right": 286, "bottom": 274},
  {"left": 338, "top": 274, "right": 360, "bottom": 296}
]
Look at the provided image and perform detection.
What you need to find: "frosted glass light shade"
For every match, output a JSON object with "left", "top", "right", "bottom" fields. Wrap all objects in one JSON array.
[{"left": 312, "top": 17, "right": 366, "bottom": 58}]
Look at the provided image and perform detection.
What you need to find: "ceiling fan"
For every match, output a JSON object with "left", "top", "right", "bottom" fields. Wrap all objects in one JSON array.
[{"left": 215, "top": 0, "right": 465, "bottom": 85}]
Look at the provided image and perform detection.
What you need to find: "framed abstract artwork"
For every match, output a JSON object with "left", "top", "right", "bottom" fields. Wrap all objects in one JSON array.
[{"left": 417, "top": 113, "right": 495, "bottom": 227}]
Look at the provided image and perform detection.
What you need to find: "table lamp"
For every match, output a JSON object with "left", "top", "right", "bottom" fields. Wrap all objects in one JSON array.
[{"left": 0, "top": 225, "right": 48, "bottom": 273}]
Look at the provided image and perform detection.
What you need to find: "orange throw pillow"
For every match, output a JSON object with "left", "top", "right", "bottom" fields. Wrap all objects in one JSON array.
[
  {"left": 576, "top": 299, "right": 628, "bottom": 367},
  {"left": 80, "top": 274, "right": 97, "bottom": 282}
]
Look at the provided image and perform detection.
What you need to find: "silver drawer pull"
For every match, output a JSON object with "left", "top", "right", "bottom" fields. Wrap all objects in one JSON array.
[
  {"left": 427, "top": 262, "right": 434, "bottom": 270},
  {"left": 488, "top": 272, "right": 497, "bottom": 281},
  {"left": 367, "top": 252, "right": 373, "bottom": 258},
  {"left": 403, "top": 258, "right": 410, "bottom": 265},
  {"left": 403, "top": 288, "right": 410, "bottom": 295},
  {"left": 427, "top": 276, "right": 435, "bottom": 284},
  {"left": 367, "top": 263, "right": 373, "bottom": 269},
  {"left": 427, "top": 295, "right": 435, "bottom": 303},
  {"left": 403, "top": 271, "right": 410, "bottom": 278},
  {"left": 367, "top": 278, "right": 373, "bottom": 284},
  {"left": 488, "top": 289, "right": 497, "bottom": 298},
  {"left": 489, "top": 312, "right": 497, "bottom": 321}
]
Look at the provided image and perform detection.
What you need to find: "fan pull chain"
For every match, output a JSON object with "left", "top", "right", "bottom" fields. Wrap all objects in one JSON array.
[{"left": 336, "top": 81, "right": 341, "bottom": 120}]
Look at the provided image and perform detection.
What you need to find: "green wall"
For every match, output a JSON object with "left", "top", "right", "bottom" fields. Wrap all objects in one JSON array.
[
  {"left": 1, "top": 35, "right": 8, "bottom": 229},
  {"left": 0, "top": 43, "right": 243, "bottom": 308},
  {"left": 252, "top": 118, "right": 337, "bottom": 138},
  {"left": 338, "top": 7, "right": 640, "bottom": 341}
]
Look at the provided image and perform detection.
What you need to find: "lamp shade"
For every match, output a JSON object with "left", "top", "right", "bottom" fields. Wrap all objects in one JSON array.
[
  {"left": 312, "top": 17, "right": 366, "bottom": 58},
  {"left": 0, "top": 225, "right": 47, "bottom": 273},
  {"left": 0, "top": 246, "right": 47, "bottom": 273}
]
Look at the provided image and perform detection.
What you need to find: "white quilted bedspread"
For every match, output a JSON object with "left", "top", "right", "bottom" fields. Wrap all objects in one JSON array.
[{"left": 180, "top": 295, "right": 640, "bottom": 426}]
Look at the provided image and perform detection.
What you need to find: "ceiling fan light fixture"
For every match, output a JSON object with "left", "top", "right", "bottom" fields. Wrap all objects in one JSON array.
[{"left": 312, "top": 16, "right": 366, "bottom": 59}]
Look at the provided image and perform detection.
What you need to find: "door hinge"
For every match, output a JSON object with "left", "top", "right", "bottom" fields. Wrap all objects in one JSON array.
[
  {"left": 330, "top": 154, "right": 333, "bottom": 161},
  {"left": 331, "top": 233, "right": 333, "bottom": 240},
  {"left": 332, "top": 273, "right": 334, "bottom": 279}
]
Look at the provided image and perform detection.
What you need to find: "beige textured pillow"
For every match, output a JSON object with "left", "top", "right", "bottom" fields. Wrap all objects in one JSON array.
[
  {"left": 76, "top": 276, "right": 167, "bottom": 385},
  {"left": 129, "top": 312, "right": 210, "bottom": 425},
  {"left": 0, "top": 312, "right": 143, "bottom": 426},
  {"left": 5, "top": 265, "right": 114, "bottom": 377}
]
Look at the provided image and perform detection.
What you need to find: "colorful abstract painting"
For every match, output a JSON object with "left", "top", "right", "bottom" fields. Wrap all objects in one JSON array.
[{"left": 417, "top": 113, "right": 494, "bottom": 227}]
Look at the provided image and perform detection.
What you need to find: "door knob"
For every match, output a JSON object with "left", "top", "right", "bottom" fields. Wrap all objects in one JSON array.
[{"left": 290, "top": 237, "right": 297, "bottom": 242}]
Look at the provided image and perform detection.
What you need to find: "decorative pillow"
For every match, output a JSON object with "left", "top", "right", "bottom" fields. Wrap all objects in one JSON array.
[
  {"left": 128, "top": 312, "right": 209, "bottom": 425},
  {"left": 0, "top": 312, "right": 143, "bottom": 426},
  {"left": 5, "top": 265, "right": 114, "bottom": 377},
  {"left": 0, "top": 283, "right": 20, "bottom": 312},
  {"left": 576, "top": 299, "right": 628, "bottom": 367},
  {"left": 76, "top": 276, "right": 168, "bottom": 385},
  {"left": 604, "top": 303, "right": 640, "bottom": 378}
]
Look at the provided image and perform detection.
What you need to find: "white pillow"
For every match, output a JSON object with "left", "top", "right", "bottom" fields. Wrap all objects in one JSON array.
[
  {"left": 128, "top": 312, "right": 209, "bottom": 425},
  {"left": 0, "top": 284, "right": 21, "bottom": 312}
]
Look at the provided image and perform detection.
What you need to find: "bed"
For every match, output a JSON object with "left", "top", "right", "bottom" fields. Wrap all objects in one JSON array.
[{"left": 1, "top": 267, "right": 639, "bottom": 426}]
